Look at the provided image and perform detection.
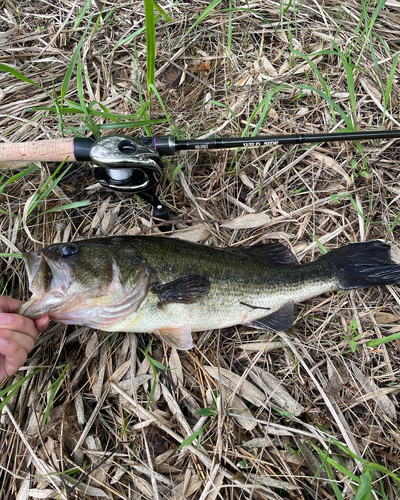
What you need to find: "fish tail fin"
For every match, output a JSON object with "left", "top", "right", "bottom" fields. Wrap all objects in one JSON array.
[{"left": 319, "top": 241, "right": 400, "bottom": 289}]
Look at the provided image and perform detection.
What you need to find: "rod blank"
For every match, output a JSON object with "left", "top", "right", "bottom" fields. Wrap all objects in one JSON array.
[{"left": 172, "top": 129, "right": 400, "bottom": 152}]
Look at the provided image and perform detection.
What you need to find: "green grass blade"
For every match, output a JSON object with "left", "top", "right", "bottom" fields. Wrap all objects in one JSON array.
[
  {"left": 0, "top": 368, "right": 44, "bottom": 411},
  {"left": 112, "top": 24, "right": 147, "bottom": 53},
  {"left": 144, "top": 0, "right": 156, "bottom": 96},
  {"left": 177, "top": 421, "right": 210, "bottom": 451},
  {"left": 26, "top": 161, "right": 70, "bottom": 218},
  {"left": 178, "top": 0, "right": 223, "bottom": 45},
  {"left": 70, "top": 0, "right": 92, "bottom": 39},
  {"left": 39, "top": 200, "right": 91, "bottom": 215},
  {"left": 383, "top": 53, "right": 399, "bottom": 123},
  {"left": 354, "top": 469, "right": 373, "bottom": 500},
  {"left": 355, "top": 0, "right": 387, "bottom": 67},
  {"left": 0, "top": 163, "right": 39, "bottom": 196},
  {"left": 331, "top": 40, "right": 356, "bottom": 126},
  {"left": 53, "top": 79, "right": 65, "bottom": 136},
  {"left": 313, "top": 446, "right": 344, "bottom": 500},
  {"left": 297, "top": 84, "right": 352, "bottom": 127},
  {"left": 42, "top": 363, "right": 72, "bottom": 429},
  {"left": 367, "top": 332, "right": 400, "bottom": 348},
  {"left": 195, "top": 407, "right": 216, "bottom": 417},
  {"left": 229, "top": 84, "right": 285, "bottom": 170},
  {"left": 291, "top": 48, "right": 339, "bottom": 125},
  {"left": 0, "top": 63, "right": 43, "bottom": 89},
  {"left": 312, "top": 235, "right": 328, "bottom": 254},
  {"left": 61, "top": 15, "right": 93, "bottom": 103},
  {"left": 76, "top": 55, "right": 100, "bottom": 138},
  {"left": 148, "top": 83, "right": 180, "bottom": 137},
  {"left": 330, "top": 438, "right": 400, "bottom": 485},
  {"left": 243, "top": 84, "right": 286, "bottom": 137},
  {"left": 153, "top": 1, "right": 172, "bottom": 21},
  {"left": 30, "top": 101, "right": 157, "bottom": 124},
  {"left": 207, "top": 100, "right": 238, "bottom": 122}
]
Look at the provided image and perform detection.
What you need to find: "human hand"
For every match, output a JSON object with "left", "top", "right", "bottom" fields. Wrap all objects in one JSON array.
[{"left": 0, "top": 296, "right": 49, "bottom": 381}]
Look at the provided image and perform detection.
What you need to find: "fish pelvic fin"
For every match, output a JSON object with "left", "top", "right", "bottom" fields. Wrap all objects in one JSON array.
[
  {"left": 248, "top": 300, "right": 294, "bottom": 331},
  {"left": 155, "top": 325, "right": 194, "bottom": 350},
  {"left": 318, "top": 241, "right": 400, "bottom": 289}
]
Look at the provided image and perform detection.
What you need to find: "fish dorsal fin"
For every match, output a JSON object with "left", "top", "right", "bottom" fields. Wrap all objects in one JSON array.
[
  {"left": 151, "top": 275, "right": 211, "bottom": 305},
  {"left": 249, "top": 301, "right": 294, "bottom": 331},
  {"left": 233, "top": 242, "right": 299, "bottom": 266},
  {"left": 155, "top": 325, "right": 194, "bottom": 350}
]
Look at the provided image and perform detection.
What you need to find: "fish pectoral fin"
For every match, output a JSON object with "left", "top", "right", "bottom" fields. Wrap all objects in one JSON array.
[
  {"left": 234, "top": 242, "right": 299, "bottom": 266},
  {"left": 151, "top": 275, "right": 211, "bottom": 305},
  {"left": 248, "top": 300, "right": 294, "bottom": 331},
  {"left": 155, "top": 325, "right": 194, "bottom": 350}
]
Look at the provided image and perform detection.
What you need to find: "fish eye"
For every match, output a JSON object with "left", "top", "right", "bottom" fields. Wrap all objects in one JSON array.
[{"left": 60, "top": 244, "right": 79, "bottom": 258}]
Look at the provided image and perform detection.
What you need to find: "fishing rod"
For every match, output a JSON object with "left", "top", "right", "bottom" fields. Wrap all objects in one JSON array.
[{"left": 1, "top": 128, "right": 400, "bottom": 230}]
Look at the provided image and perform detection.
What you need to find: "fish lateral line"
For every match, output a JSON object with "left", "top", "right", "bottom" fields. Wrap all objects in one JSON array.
[{"left": 240, "top": 301, "right": 271, "bottom": 311}]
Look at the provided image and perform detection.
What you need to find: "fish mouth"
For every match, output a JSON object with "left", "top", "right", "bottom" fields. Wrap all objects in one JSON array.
[{"left": 16, "top": 251, "right": 67, "bottom": 319}]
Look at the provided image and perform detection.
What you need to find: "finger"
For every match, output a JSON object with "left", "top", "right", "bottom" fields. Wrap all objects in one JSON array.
[
  {"left": 34, "top": 316, "right": 50, "bottom": 332},
  {"left": 0, "top": 330, "right": 35, "bottom": 354},
  {"left": 0, "top": 297, "right": 24, "bottom": 313},
  {"left": 0, "top": 297, "right": 49, "bottom": 332},
  {"left": 0, "top": 313, "right": 40, "bottom": 340},
  {"left": 0, "top": 341, "right": 29, "bottom": 378}
]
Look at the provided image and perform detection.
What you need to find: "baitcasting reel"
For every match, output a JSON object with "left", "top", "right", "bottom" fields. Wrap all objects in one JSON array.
[{"left": 89, "top": 135, "right": 172, "bottom": 228}]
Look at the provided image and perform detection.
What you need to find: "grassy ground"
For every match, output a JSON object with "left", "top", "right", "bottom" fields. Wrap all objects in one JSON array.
[{"left": 1, "top": 0, "right": 400, "bottom": 498}]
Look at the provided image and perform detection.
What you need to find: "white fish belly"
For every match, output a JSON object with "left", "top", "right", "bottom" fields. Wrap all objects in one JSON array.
[{"left": 107, "top": 277, "right": 337, "bottom": 333}]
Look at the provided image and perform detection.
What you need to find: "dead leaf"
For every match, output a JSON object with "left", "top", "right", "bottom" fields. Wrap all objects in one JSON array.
[
  {"left": 278, "top": 59, "right": 290, "bottom": 75},
  {"left": 247, "top": 473, "right": 301, "bottom": 491},
  {"left": 204, "top": 366, "right": 266, "bottom": 408},
  {"left": 190, "top": 59, "right": 211, "bottom": 72},
  {"left": 250, "top": 366, "right": 304, "bottom": 416},
  {"left": 172, "top": 474, "right": 203, "bottom": 498},
  {"left": 351, "top": 363, "right": 397, "bottom": 421},
  {"left": 220, "top": 386, "right": 257, "bottom": 431},
  {"left": 239, "top": 171, "right": 255, "bottom": 190},
  {"left": 238, "top": 340, "right": 284, "bottom": 353},
  {"left": 235, "top": 74, "right": 252, "bottom": 86},
  {"left": 0, "top": 160, "right": 31, "bottom": 170},
  {"left": 261, "top": 56, "right": 278, "bottom": 77},
  {"left": 374, "top": 312, "right": 400, "bottom": 324},
  {"left": 296, "top": 107, "right": 309, "bottom": 117},
  {"left": 109, "top": 374, "right": 152, "bottom": 396},
  {"left": 169, "top": 348, "right": 183, "bottom": 386},
  {"left": 310, "top": 152, "right": 352, "bottom": 184},
  {"left": 221, "top": 212, "right": 270, "bottom": 229},
  {"left": 171, "top": 225, "right": 210, "bottom": 242},
  {"left": 85, "top": 332, "right": 99, "bottom": 358},
  {"left": 160, "top": 65, "right": 182, "bottom": 87},
  {"left": 388, "top": 241, "right": 400, "bottom": 264},
  {"left": 276, "top": 29, "right": 289, "bottom": 44}
]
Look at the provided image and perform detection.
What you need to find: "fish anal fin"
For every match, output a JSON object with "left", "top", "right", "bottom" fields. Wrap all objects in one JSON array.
[
  {"left": 155, "top": 325, "right": 194, "bottom": 350},
  {"left": 248, "top": 300, "right": 294, "bottom": 331},
  {"left": 151, "top": 275, "right": 211, "bottom": 305},
  {"left": 234, "top": 242, "right": 299, "bottom": 266}
]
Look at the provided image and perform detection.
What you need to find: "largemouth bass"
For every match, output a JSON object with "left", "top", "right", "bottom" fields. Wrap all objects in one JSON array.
[{"left": 16, "top": 237, "right": 400, "bottom": 350}]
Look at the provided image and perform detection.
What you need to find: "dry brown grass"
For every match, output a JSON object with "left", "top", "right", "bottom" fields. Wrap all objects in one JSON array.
[{"left": 1, "top": 0, "right": 400, "bottom": 499}]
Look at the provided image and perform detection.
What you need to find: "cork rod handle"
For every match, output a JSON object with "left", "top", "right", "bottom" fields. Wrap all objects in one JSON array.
[{"left": 0, "top": 138, "right": 77, "bottom": 163}]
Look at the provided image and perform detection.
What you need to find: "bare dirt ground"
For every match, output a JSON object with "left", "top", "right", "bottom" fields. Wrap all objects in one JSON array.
[{"left": 1, "top": 0, "right": 400, "bottom": 499}]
